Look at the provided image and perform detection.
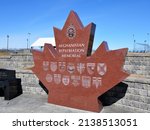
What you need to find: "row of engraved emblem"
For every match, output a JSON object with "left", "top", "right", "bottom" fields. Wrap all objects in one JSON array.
[
  {"left": 46, "top": 74, "right": 102, "bottom": 89},
  {"left": 43, "top": 61, "right": 107, "bottom": 76}
]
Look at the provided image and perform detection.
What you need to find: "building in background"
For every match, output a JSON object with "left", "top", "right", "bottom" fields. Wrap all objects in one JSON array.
[{"left": 30, "top": 37, "right": 55, "bottom": 49}]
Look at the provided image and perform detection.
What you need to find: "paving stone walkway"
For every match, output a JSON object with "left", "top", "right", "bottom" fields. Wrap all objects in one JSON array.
[{"left": 0, "top": 93, "right": 130, "bottom": 113}]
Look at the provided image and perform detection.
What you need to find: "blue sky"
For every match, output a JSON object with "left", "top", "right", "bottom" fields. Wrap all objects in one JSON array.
[{"left": 0, "top": 0, "right": 150, "bottom": 50}]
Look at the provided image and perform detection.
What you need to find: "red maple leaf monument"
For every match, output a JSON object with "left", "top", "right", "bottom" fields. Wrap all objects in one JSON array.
[{"left": 32, "top": 11, "right": 129, "bottom": 112}]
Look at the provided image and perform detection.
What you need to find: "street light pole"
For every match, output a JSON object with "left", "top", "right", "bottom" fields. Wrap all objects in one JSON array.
[
  {"left": 147, "top": 33, "right": 150, "bottom": 52},
  {"left": 7, "top": 35, "right": 9, "bottom": 51},
  {"left": 133, "top": 34, "right": 136, "bottom": 52},
  {"left": 27, "top": 38, "right": 29, "bottom": 49},
  {"left": 147, "top": 33, "right": 149, "bottom": 45},
  {"left": 28, "top": 33, "right": 31, "bottom": 49}
]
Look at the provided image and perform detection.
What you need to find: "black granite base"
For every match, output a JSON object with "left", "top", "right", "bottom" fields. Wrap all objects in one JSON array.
[{"left": 0, "top": 69, "right": 22, "bottom": 100}]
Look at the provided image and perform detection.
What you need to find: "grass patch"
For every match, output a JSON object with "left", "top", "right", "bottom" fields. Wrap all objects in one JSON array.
[{"left": 0, "top": 51, "right": 10, "bottom": 56}]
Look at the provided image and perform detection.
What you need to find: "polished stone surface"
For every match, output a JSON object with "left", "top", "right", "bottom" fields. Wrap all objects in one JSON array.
[{"left": 32, "top": 11, "right": 129, "bottom": 112}]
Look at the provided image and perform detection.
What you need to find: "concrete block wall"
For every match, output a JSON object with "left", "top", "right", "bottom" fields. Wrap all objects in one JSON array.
[
  {"left": 0, "top": 51, "right": 47, "bottom": 95},
  {"left": 16, "top": 70, "right": 46, "bottom": 95},
  {"left": 105, "top": 52, "right": 150, "bottom": 112},
  {"left": 0, "top": 51, "right": 150, "bottom": 112},
  {"left": 0, "top": 52, "right": 33, "bottom": 70},
  {"left": 124, "top": 53, "right": 150, "bottom": 77},
  {"left": 114, "top": 77, "right": 150, "bottom": 112}
]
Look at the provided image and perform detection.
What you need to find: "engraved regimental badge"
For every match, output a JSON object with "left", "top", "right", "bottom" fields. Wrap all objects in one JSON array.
[{"left": 66, "top": 24, "right": 76, "bottom": 39}]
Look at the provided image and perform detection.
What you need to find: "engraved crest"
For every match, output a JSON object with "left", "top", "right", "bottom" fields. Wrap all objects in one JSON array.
[
  {"left": 50, "top": 62, "right": 57, "bottom": 72},
  {"left": 54, "top": 74, "right": 61, "bottom": 84},
  {"left": 67, "top": 63, "right": 75, "bottom": 74},
  {"left": 87, "top": 63, "right": 95, "bottom": 75},
  {"left": 77, "top": 63, "right": 85, "bottom": 74},
  {"left": 82, "top": 76, "right": 91, "bottom": 88},
  {"left": 58, "top": 62, "right": 66, "bottom": 72},
  {"left": 92, "top": 77, "right": 102, "bottom": 88},
  {"left": 46, "top": 74, "right": 53, "bottom": 83},
  {"left": 66, "top": 24, "right": 76, "bottom": 39},
  {"left": 42, "top": 61, "right": 49, "bottom": 71},
  {"left": 97, "top": 63, "right": 107, "bottom": 76},
  {"left": 71, "top": 75, "right": 80, "bottom": 87},
  {"left": 62, "top": 75, "right": 70, "bottom": 86}
]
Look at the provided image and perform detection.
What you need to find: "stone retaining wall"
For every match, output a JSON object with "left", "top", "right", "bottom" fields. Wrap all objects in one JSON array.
[
  {"left": 0, "top": 50, "right": 150, "bottom": 112},
  {"left": 124, "top": 53, "right": 150, "bottom": 77},
  {"left": 114, "top": 77, "right": 150, "bottom": 112}
]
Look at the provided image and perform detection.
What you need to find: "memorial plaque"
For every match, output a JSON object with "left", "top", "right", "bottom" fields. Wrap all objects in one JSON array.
[{"left": 32, "top": 11, "right": 129, "bottom": 112}]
